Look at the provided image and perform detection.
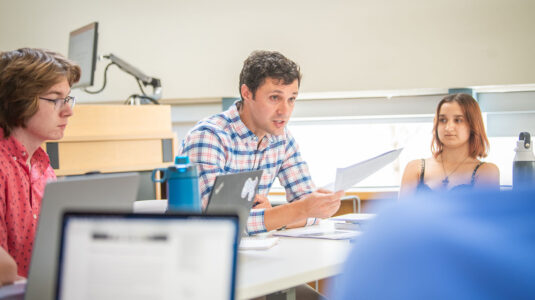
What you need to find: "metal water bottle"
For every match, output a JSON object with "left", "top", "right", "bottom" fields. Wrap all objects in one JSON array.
[
  {"left": 513, "top": 132, "right": 535, "bottom": 190},
  {"left": 152, "top": 156, "right": 201, "bottom": 212}
]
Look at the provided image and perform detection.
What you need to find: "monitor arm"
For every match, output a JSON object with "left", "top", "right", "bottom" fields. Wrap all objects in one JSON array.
[{"left": 104, "top": 53, "right": 162, "bottom": 100}]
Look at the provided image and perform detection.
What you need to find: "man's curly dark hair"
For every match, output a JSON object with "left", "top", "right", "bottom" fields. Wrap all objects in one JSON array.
[{"left": 238, "top": 50, "right": 301, "bottom": 105}]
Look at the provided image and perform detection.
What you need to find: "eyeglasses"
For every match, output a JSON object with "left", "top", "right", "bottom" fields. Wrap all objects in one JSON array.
[{"left": 39, "top": 95, "right": 76, "bottom": 110}]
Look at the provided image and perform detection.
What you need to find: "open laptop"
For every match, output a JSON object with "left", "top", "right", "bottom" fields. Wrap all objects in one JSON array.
[
  {"left": 55, "top": 211, "right": 239, "bottom": 300},
  {"left": 204, "top": 170, "right": 263, "bottom": 236},
  {"left": 24, "top": 173, "right": 140, "bottom": 300}
]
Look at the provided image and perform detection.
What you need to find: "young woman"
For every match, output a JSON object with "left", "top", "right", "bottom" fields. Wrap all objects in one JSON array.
[
  {"left": 399, "top": 93, "right": 500, "bottom": 198},
  {"left": 0, "top": 48, "right": 80, "bottom": 277}
]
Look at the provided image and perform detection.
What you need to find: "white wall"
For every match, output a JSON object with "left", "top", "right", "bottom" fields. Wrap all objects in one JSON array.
[{"left": 1, "top": 0, "right": 534, "bottom": 103}]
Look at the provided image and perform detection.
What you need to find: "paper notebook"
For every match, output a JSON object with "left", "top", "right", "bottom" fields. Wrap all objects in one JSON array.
[
  {"left": 0, "top": 278, "right": 26, "bottom": 299},
  {"left": 330, "top": 213, "right": 377, "bottom": 223},
  {"left": 333, "top": 222, "right": 361, "bottom": 231},
  {"left": 273, "top": 223, "right": 360, "bottom": 240},
  {"left": 331, "top": 213, "right": 376, "bottom": 231},
  {"left": 239, "top": 237, "right": 279, "bottom": 250}
]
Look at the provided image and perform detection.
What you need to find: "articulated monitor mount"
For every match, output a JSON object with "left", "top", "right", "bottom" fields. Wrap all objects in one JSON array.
[{"left": 84, "top": 53, "right": 162, "bottom": 104}]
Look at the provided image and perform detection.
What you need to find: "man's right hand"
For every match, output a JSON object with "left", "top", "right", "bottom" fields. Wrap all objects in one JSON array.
[{"left": 301, "top": 188, "right": 344, "bottom": 219}]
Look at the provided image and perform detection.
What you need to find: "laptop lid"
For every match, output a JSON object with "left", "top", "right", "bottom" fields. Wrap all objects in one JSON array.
[
  {"left": 205, "top": 170, "right": 263, "bottom": 235},
  {"left": 25, "top": 172, "right": 140, "bottom": 300},
  {"left": 55, "top": 212, "right": 239, "bottom": 300}
]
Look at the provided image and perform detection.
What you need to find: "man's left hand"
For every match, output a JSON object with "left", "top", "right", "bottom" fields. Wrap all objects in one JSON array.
[{"left": 252, "top": 194, "right": 272, "bottom": 209}]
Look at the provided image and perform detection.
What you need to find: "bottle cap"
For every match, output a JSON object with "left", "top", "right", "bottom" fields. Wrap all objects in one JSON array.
[{"left": 175, "top": 156, "right": 190, "bottom": 164}]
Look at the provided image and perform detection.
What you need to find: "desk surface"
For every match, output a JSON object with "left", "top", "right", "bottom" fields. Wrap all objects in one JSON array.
[
  {"left": 133, "top": 200, "right": 354, "bottom": 299},
  {"left": 237, "top": 236, "right": 351, "bottom": 299}
]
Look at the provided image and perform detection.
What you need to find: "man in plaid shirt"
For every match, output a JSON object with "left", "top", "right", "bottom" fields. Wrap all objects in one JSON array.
[{"left": 180, "top": 50, "right": 343, "bottom": 235}]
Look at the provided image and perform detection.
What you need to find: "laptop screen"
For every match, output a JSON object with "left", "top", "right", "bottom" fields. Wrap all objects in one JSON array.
[
  {"left": 55, "top": 212, "right": 239, "bottom": 300},
  {"left": 205, "top": 170, "right": 263, "bottom": 236},
  {"left": 27, "top": 172, "right": 140, "bottom": 300}
]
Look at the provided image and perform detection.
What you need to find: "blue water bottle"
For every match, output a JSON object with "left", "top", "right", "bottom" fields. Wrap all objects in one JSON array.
[{"left": 152, "top": 156, "right": 201, "bottom": 212}]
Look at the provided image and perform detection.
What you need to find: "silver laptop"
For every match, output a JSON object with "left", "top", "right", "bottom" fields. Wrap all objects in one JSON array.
[
  {"left": 55, "top": 211, "right": 239, "bottom": 300},
  {"left": 205, "top": 170, "right": 263, "bottom": 236},
  {"left": 24, "top": 173, "right": 140, "bottom": 300}
]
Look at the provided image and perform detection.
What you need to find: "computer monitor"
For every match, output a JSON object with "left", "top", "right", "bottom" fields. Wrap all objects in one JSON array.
[{"left": 68, "top": 22, "right": 98, "bottom": 88}]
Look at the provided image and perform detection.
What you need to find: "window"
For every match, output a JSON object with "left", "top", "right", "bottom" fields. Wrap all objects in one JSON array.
[
  {"left": 271, "top": 87, "right": 535, "bottom": 191},
  {"left": 486, "top": 136, "right": 516, "bottom": 187},
  {"left": 170, "top": 86, "right": 535, "bottom": 191},
  {"left": 287, "top": 117, "right": 433, "bottom": 189},
  {"left": 269, "top": 91, "right": 445, "bottom": 191}
]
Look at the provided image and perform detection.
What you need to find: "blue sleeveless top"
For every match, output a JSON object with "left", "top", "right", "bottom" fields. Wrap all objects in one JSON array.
[{"left": 416, "top": 159, "right": 484, "bottom": 193}]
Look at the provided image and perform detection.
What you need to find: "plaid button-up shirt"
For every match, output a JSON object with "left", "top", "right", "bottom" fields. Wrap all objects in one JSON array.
[{"left": 180, "top": 103, "right": 315, "bottom": 234}]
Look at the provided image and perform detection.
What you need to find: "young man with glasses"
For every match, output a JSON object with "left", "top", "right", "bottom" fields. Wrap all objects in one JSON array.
[{"left": 0, "top": 48, "right": 80, "bottom": 277}]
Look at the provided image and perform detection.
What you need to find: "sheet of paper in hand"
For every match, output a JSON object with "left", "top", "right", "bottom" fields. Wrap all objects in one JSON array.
[{"left": 323, "top": 148, "right": 403, "bottom": 192}]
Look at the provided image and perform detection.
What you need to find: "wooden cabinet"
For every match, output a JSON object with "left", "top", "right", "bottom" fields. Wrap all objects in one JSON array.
[{"left": 45, "top": 104, "right": 176, "bottom": 177}]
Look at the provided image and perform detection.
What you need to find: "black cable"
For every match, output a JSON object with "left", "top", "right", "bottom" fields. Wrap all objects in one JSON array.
[
  {"left": 139, "top": 94, "right": 159, "bottom": 105},
  {"left": 135, "top": 78, "right": 160, "bottom": 104},
  {"left": 136, "top": 79, "right": 148, "bottom": 96},
  {"left": 124, "top": 94, "right": 160, "bottom": 105},
  {"left": 83, "top": 62, "right": 115, "bottom": 94},
  {"left": 85, "top": 59, "right": 160, "bottom": 105},
  {"left": 124, "top": 95, "right": 134, "bottom": 105}
]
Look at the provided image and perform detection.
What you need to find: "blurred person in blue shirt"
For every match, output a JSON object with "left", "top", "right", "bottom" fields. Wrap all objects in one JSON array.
[{"left": 331, "top": 189, "right": 535, "bottom": 300}]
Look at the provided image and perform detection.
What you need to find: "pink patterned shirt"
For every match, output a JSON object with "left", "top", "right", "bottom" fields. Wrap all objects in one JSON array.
[{"left": 0, "top": 129, "right": 56, "bottom": 277}]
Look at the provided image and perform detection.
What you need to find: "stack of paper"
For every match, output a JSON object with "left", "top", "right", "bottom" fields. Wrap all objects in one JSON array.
[
  {"left": 330, "top": 213, "right": 376, "bottom": 231},
  {"left": 0, "top": 279, "right": 26, "bottom": 298},
  {"left": 239, "top": 236, "right": 279, "bottom": 250},
  {"left": 273, "top": 224, "right": 360, "bottom": 240}
]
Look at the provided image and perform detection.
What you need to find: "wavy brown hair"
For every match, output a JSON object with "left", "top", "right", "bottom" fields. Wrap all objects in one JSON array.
[
  {"left": 0, "top": 48, "right": 81, "bottom": 137},
  {"left": 431, "top": 93, "right": 489, "bottom": 159},
  {"left": 238, "top": 50, "right": 301, "bottom": 108}
]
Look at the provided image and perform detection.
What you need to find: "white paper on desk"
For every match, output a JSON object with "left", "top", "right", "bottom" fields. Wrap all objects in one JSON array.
[
  {"left": 0, "top": 278, "right": 26, "bottom": 298},
  {"left": 273, "top": 224, "right": 360, "bottom": 240},
  {"left": 323, "top": 148, "right": 403, "bottom": 192},
  {"left": 239, "top": 237, "right": 279, "bottom": 250},
  {"left": 330, "top": 213, "right": 377, "bottom": 224}
]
